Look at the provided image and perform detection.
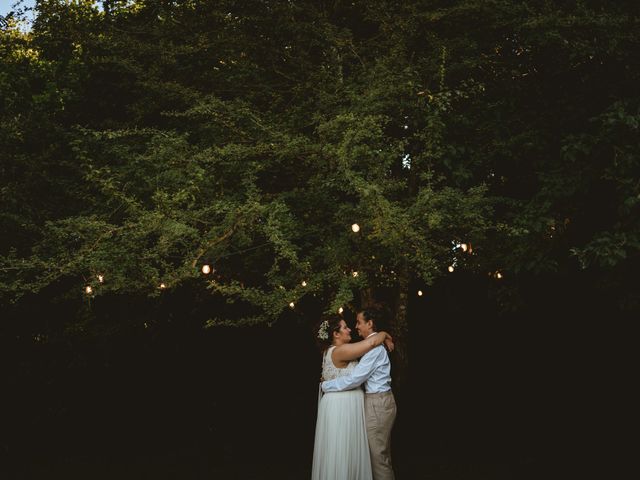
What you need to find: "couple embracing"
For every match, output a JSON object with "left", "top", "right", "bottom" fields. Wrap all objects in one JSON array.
[{"left": 311, "top": 305, "right": 397, "bottom": 480}]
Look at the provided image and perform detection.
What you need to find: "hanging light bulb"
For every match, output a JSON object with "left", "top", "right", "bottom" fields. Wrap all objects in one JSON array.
[
  {"left": 460, "top": 243, "right": 468, "bottom": 252},
  {"left": 496, "top": 271, "right": 503, "bottom": 279},
  {"left": 97, "top": 274, "right": 104, "bottom": 283},
  {"left": 448, "top": 265, "right": 454, "bottom": 273},
  {"left": 351, "top": 223, "right": 360, "bottom": 233},
  {"left": 201, "top": 264, "right": 212, "bottom": 275},
  {"left": 289, "top": 302, "right": 295, "bottom": 308},
  {"left": 84, "top": 286, "right": 93, "bottom": 295},
  {"left": 301, "top": 280, "right": 307, "bottom": 287},
  {"left": 159, "top": 283, "right": 166, "bottom": 289},
  {"left": 338, "top": 307, "right": 344, "bottom": 314},
  {"left": 352, "top": 271, "right": 359, "bottom": 277},
  {"left": 417, "top": 290, "right": 423, "bottom": 296}
]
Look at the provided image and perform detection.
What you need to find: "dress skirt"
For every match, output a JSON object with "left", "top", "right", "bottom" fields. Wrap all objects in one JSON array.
[{"left": 311, "top": 388, "right": 372, "bottom": 480}]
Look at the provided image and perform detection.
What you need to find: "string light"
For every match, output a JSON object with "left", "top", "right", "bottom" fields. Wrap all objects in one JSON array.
[
  {"left": 496, "top": 271, "right": 503, "bottom": 279},
  {"left": 83, "top": 231, "right": 486, "bottom": 315}
]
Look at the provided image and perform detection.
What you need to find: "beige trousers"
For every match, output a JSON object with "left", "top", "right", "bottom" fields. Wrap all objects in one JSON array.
[{"left": 365, "top": 391, "right": 397, "bottom": 480}]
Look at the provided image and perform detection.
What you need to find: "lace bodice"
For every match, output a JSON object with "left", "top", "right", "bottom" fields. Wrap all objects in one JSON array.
[{"left": 322, "top": 346, "right": 358, "bottom": 381}]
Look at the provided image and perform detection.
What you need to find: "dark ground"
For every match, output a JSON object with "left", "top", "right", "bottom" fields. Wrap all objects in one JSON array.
[{"left": 0, "top": 271, "right": 626, "bottom": 479}]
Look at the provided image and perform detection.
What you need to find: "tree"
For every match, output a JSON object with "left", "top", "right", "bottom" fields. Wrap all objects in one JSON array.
[
  {"left": 1, "top": 1, "right": 495, "bottom": 392},
  {"left": 2, "top": 0, "right": 638, "bottom": 394}
]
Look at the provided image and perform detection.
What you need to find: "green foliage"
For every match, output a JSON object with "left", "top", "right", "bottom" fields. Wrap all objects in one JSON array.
[{"left": 1, "top": 0, "right": 638, "bottom": 328}]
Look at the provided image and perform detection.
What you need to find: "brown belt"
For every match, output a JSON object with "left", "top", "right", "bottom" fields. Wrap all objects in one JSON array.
[{"left": 365, "top": 390, "right": 393, "bottom": 396}]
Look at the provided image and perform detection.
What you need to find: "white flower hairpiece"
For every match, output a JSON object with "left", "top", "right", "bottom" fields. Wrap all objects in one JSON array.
[{"left": 317, "top": 320, "right": 329, "bottom": 340}]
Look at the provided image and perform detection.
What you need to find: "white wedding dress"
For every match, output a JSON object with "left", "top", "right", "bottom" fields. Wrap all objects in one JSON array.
[{"left": 311, "top": 346, "right": 372, "bottom": 480}]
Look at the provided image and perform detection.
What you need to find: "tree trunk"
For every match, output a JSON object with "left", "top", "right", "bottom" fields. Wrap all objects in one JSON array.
[
  {"left": 360, "top": 288, "right": 374, "bottom": 308},
  {"left": 391, "top": 265, "right": 410, "bottom": 401}
]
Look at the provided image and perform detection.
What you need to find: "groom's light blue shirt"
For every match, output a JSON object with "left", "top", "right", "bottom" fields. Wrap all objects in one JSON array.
[{"left": 321, "top": 334, "right": 392, "bottom": 394}]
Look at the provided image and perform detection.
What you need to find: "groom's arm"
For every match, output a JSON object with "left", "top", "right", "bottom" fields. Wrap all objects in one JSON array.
[{"left": 321, "top": 347, "right": 382, "bottom": 392}]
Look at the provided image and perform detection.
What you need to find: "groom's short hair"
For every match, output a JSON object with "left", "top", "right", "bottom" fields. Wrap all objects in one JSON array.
[{"left": 359, "top": 304, "right": 391, "bottom": 333}]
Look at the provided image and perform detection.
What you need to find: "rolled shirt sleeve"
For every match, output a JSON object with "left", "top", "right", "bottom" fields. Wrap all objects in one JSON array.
[{"left": 321, "top": 347, "right": 383, "bottom": 392}]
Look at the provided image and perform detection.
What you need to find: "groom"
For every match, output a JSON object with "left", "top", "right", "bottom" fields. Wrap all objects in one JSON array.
[{"left": 321, "top": 305, "right": 397, "bottom": 480}]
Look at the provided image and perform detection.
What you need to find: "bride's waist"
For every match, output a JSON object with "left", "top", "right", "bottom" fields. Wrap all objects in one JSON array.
[{"left": 324, "top": 387, "right": 363, "bottom": 395}]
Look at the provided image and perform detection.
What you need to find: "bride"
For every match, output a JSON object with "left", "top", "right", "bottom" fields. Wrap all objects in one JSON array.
[{"left": 311, "top": 314, "right": 393, "bottom": 480}]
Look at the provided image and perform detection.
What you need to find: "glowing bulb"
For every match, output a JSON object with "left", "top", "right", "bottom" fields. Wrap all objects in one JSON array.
[
  {"left": 448, "top": 265, "right": 454, "bottom": 273},
  {"left": 496, "top": 272, "right": 503, "bottom": 279},
  {"left": 289, "top": 302, "right": 295, "bottom": 308},
  {"left": 460, "top": 243, "right": 468, "bottom": 252},
  {"left": 352, "top": 271, "right": 359, "bottom": 277},
  {"left": 159, "top": 283, "right": 166, "bottom": 289},
  {"left": 84, "top": 286, "right": 93, "bottom": 294},
  {"left": 338, "top": 307, "right": 344, "bottom": 314},
  {"left": 201, "top": 264, "right": 212, "bottom": 275},
  {"left": 301, "top": 281, "right": 307, "bottom": 287},
  {"left": 97, "top": 274, "right": 104, "bottom": 283},
  {"left": 417, "top": 290, "right": 423, "bottom": 296},
  {"left": 351, "top": 223, "right": 360, "bottom": 233}
]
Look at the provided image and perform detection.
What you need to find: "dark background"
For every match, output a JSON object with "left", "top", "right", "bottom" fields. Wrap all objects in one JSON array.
[
  {"left": 1, "top": 270, "right": 623, "bottom": 479},
  {"left": 1, "top": 2, "right": 636, "bottom": 477}
]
